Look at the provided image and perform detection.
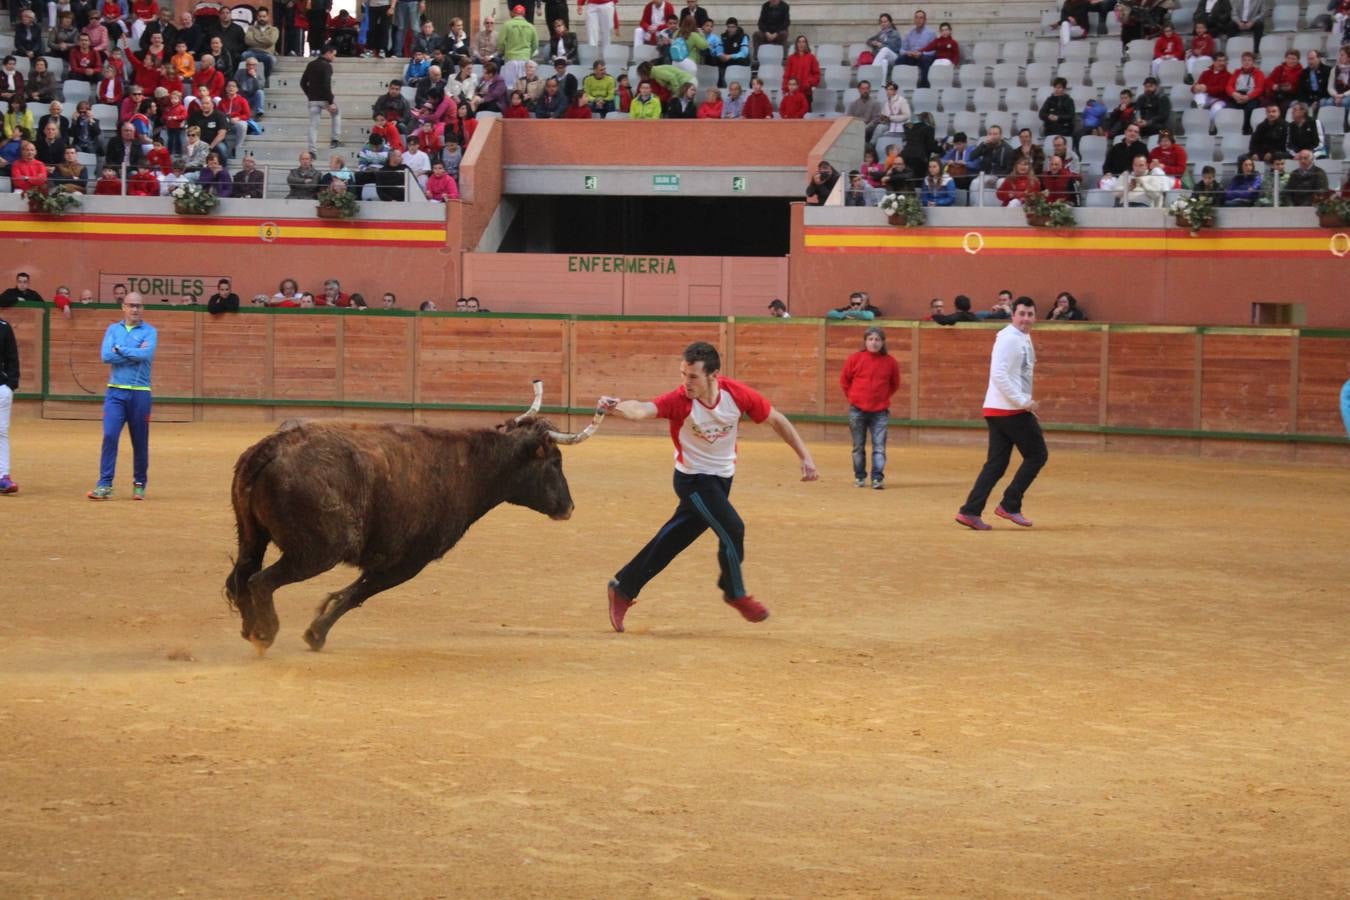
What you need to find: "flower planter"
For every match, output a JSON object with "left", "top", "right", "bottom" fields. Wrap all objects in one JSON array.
[
  {"left": 1175, "top": 214, "right": 1214, "bottom": 231},
  {"left": 1319, "top": 213, "right": 1347, "bottom": 228},
  {"left": 1025, "top": 213, "right": 1051, "bottom": 227},
  {"left": 316, "top": 205, "right": 347, "bottom": 219},
  {"left": 174, "top": 201, "right": 211, "bottom": 215}
]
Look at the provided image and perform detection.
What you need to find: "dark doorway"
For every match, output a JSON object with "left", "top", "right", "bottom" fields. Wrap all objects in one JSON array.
[{"left": 498, "top": 196, "right": 793, "bottom": 256}]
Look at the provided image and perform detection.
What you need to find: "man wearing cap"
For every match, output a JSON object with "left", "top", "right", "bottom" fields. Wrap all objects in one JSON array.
[{"left": 500, "top": 5, "right": 539, "bottom": 88}]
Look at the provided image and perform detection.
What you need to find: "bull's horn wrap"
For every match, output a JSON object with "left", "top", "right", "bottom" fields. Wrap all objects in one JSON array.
[
  {"left": 514, "top": 379, "right": 544, "bottom": 423},
  {"left": 548, "top": 396, "right": 617, "bottom": 445}
]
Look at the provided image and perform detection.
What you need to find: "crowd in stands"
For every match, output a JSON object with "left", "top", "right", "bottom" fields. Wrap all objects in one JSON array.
[
  {"left": 765, "top": 288, "right": 1090, "bottom": 321},
  {"left": 0, "top": 270, "right": 497, "bottom": 314},
  {"left": 7, "top": 0, "right": 1350, "bottom": 209}
]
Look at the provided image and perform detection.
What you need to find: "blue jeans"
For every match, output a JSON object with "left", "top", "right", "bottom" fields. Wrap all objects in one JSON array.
[
  {"left": 99, "top": 387, "right": 152, "bottom": 487},
  {"left": 849, "top": 406, "right": 889, "bottom": 482},
  {"left": 393, "top": 0, "right": 420, "bottom": 56}
]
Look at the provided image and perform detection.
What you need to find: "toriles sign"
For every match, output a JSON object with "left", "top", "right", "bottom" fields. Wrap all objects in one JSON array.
[
  {"left": 567, "top": 256, "right": 678, "bottom": 274},
  {"left": 100, "top": 272, "right": 228, "bottom": 303}
]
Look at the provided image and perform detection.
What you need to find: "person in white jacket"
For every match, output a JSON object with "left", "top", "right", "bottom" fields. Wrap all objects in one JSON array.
[{"left": 954, "top": 296, "right": 1048, "bottom": 530}]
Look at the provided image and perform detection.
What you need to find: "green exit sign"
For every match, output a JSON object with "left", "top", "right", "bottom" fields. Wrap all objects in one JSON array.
[
  {"left": 652, "top": 174, "right": 681, "bottom": 192},
  {"left": 583, "top": 174, "right": 598, "bottom": 191},
  {"left": 732, "top": 176, "right": 747, "bottom": 192}
]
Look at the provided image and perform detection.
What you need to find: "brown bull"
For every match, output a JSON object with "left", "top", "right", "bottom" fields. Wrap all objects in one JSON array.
[{"left": 224, "top": 385, "right": 611, "bottom": 654}]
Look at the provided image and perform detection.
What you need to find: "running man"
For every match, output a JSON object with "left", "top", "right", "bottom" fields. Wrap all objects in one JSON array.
[
  {"left": 603, "top": 341, "right": 819, "bottom": 631},
  {"left": 88, "top": 292, "right": 157, "bottom": 500},
  {"left": 0, "top": 311, "right": 19, "bottom": 494},
  {"left": 1341, "top": 368, "right": 1350, "bottom": 440},
  {"left": 955, "top": 296, "right": 1047, "bottom": 530}
]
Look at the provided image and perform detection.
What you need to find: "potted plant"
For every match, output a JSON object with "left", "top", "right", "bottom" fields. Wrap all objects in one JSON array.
[
  {"left": 1314, "top": 193, "right": 1350, "bottom": 228},
  {"left": 878, "top": 191, "right": 925, "bottom": 227},
  {"left": 1022, "top": 191, "right": 1076, "bottom": 228},
  {"left": 316, "top": 183, "right": 360, "bottom": 219},
  {"left": 23, "top": 185, "right": 81, "bottom": 215},
  {"left": 171, "top": 181, "right": 220, "bottom": 215},
  {"left": 1169, "top": 194, "right": 1215, "bottom": 235}
]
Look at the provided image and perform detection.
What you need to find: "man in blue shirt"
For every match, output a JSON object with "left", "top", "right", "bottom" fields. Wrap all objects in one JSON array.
[
  {"left": 88, "top": 292, "right": 157, "bottom": 500},
  {"left": 889, "top": 10, "right": 937, "bottom": 88}
]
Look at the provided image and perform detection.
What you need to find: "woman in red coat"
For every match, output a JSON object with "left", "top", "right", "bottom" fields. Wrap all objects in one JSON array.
[
  {"left": 997, "top": 157, "right": 1041, "bottom": 207},
  {"left": 1147, "top": 129, "right": 1188, "bottom": 181},
  {"left": 782, "top": 34, "right": 820, "bottom": 103},
  {"left": 696, "top": 87, "right": 723, "bottom": 118},
  {"left": 840, "top": 326, "right": 901, "bottom": 489}
]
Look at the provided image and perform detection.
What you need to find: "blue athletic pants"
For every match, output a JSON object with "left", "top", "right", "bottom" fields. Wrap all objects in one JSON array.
[{"left": 98, "top": 388, "right": 152, "bottom": 487}]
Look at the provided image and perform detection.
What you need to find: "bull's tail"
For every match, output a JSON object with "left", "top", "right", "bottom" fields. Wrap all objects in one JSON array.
[{"left": 224, "top": 429, "right": 289, "bottom": 611}]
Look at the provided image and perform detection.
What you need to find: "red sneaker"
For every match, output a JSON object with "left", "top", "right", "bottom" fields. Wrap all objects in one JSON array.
[
  {"left": 726, "top": 595, "right": 769, "bottom": 623},
  {"left": 607, "top": 579, "right": 634, "bottom": 633},
  {"left": 954, "top": 512, "right": 992, "bottom": 531},
  {"left": 995, "top": 505, "right": 1033, "bottom": 527}
]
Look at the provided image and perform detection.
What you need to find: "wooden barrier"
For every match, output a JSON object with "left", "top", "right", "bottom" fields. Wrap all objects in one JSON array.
[{"left": 10, "top": 305, "right": 1347, "bottom": 461}]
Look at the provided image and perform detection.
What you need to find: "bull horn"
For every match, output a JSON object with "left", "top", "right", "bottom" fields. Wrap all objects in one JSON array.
[
  {"left": 548, "top": 397, "right": 616, "bottom": 446},
  {"left": 514, "top": 380, "right": 544, "bottom": 423}
]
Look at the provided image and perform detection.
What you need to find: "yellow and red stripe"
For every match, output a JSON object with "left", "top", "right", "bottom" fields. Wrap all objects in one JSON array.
[
  {"left": 0, "top": 213, "right": 446, "bottom": 247},
  {"left": 804, "top": 226, "right": 1350, "bottom": 258}
]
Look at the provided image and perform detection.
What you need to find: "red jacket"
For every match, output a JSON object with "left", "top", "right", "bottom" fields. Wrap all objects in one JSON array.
[
  {"left": 218, "top": 94, "right": 252, "bottom": 123},
  {"left": 162, "top": 101, "right": 188, "bottom": 128},
  {"left": 564, "top": 102, "right": 593, "bottom": 118},
  {"left": 1195, "top": 66, "right": 1231, "bottom": 102},
  {"left": 128, "top": 170, "right": 159, "bottom": 195},
  {"left": 997, "top": 174, "right": 1041, "bottom": 206},
  {"left": 921, "top": 35, "right": 960, "bottom": 64},
  {"left": 697, "top": 100, "right": 722, "bottom": 118},
  {"left": 1040, "top": 169, "right": 1079, "bottom": 203},
  {"left": 1148, "top": 143, "right": 1187, "bottom": 176},
  {"left": 777, "top": 91, "right": 808, "bottom": 119},
  {"left": 503, "top": 103, "right": 531, "bottom": 118},
  {"left": 1265, "top": 62, "right": 1302, "bottom": 100},
  {"left": 783, "top": 51, "right": 820, "bottom": 95},
  {"left": 636, "top": 1, "right": 674, "bottom": 41},
  {"left": 68, "top": 47, "right": 104, "bottom": 78},
  {"left": 126, "top": 50, "right": 162, "bottom": 92},
  {"left": 11, "top": 158, "right": 48, "bottom": 192},
  {"left": 1227, "top": 66, "right": 1265, "bottom": 102},
  {"left": 1188, "top": 32, "right": 1216, "bottom": 58},
  {"left": 742, "top": 91, "right": 773, "bottom": 119},
  {"left": 840, "top": 349, "right": 900, "bottom": 413},
  {"left": 96, "top": 76, "right": 124, "bottom": 105},
  {"left": 194, "top": 66, "right": 225, "bottom": 100},
  {"left": 94, "top": 176, "right": 123, "bottom": 194},
  {"left": 1153, "top": 33, "right": 1183, "bottom": 59}
]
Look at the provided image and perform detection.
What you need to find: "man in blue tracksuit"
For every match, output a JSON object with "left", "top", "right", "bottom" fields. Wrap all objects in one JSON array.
[
  {"left": 1341, "top": 375, "right": 1350, "bottom": 440},
  {"left": 89, "top": 292, "right": 157, "bottom": 501}
]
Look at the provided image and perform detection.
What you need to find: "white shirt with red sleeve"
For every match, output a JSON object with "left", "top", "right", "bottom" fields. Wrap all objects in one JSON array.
[{"left": 652, "top": 376, "right": 772, "bottom": 477}]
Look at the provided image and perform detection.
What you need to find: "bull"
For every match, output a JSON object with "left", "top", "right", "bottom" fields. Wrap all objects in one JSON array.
[{"left": 224, "top": 383, "right": 611, "bottom": 654}]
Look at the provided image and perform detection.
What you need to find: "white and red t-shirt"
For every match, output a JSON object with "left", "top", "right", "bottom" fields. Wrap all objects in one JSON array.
[{"left": 652, "top": 377, "right": 771, "bottom": 477}]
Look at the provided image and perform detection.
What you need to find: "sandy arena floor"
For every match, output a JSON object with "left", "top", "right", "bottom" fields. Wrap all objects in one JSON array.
[{"left": 1, "top": 419, "right": 1348, "bottom": 898}]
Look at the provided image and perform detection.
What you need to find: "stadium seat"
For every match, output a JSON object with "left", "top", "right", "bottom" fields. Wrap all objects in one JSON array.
[
  {"left": 971, "top": 86, "right": 999, "bottom": 112},
  {"left": 724, "top": 65, "right": 751, "bottom": 88},
  {"left": 1025, "top": 62, "right": 1053, "bottom": 87},
  {"left": 1062, "top": 41, "right": 1092, "bottom": 62},
  {"left": 92, "top": 105, "right": 119, "bottom": 132},
  {"left": 697, "top": 65, "right": 719, "bottom": 88},
  {"left": 938, "top": 86, "right": 966, "bottom": 112},
  {"left": 1343, "top": 133, "right": 1350, "bottom": 158},
  {"left": 1071, "top": 85, "right": 1100, "bottom": 110},
  {"left": 577, "top": 44, "right": 598, "bottom": 66},
  {"left": 603, "top": 44, "right": 630, "bottom": 68},
  {"left": 1079, "top": 134, "right": 1108, "bottom": 168},
  {"left": 1084, "top": 188, "right": 1116, "bottom": 207},
  {"left": 1213, "top": 107, "right": 1246, "bottom": 135},
  {"left": 758, "top": 64, "right": 783, "bottom": 86},
  {"left": 13, "top": 56, "right": 29, "bottom": 77},
  {"left": 1272, "top": 5, "right": 1299, "bottom": 30},
  {"left": 854, "top": 64, "right": 886, "bottom": 88},
  {"left": 1319, "top": 106, "right": 1347, "bottom": 136},
  {"left": 816, "top": 44, "right": 844, "bottom": 67},
  {"left": 1292, "top": 32, "right": 1324, "bottom": 54},
  {"left": 1261, "top": 33, "right": 1289, "bottom": 57},
  {"left": 42, "top": 56, "right": 64, "bottom": 80},
  {"left": 927, "top": 65, "right": 955, "bottom": 89},
  {"left": 893, "top": 66, "right": 919, "bottom": 89},
  {"left": 820, "top": 65, "right": 852, "bottom": 90},
  {"left": 1155, "top": 59, "right": 1185, "bottom": 85},
  {"left": 1057, "top": 62, "right": 1088, "bottom": 86},
  {"left": 1170, "top": 5, "right": 1194, "bottom": 31},
  {"left": 972, "top": 41, "right": 1000, "bottom": 65},
  {"left": 992, "top": 63, "right": 1022, "bottom": 88},
  {"left": 952, "top": 110, "right": 982, "bottom": 137},
  {"left": 0, "top": 176, "right": 9, "bottom": 193},
  {"left": 1181, "top": 108, "right": 1211, "bottom": 136},
  {"left": 75, "top": 151, "right": 97, "bottom": 168},
  {"left": 1122, "top": 60, "right": 1151, "bottom": 87},
  {"left": 1035, "top": 85, "right": 1054, "bottom": 109},
  {"left": 956, "top": 64, "right": 986, "bottom": 89},
  {"left": 401, "top": 85, "right": 417, "bottom": 105},
  {"left": 1182, "top": 135, "right": 1215, "bottom": 163},
  {"left": 607, "top": 111, "right": 628, "bottom": 119},
  {"left": 62, "top": 80, "right": 91, "bottom": 104},
  {"left": 1125, "top": 39, "right": 1153, "bottom": 61},
  {"left": 756, "top": 44, "right": 783, "bottom": 66},
  {"left": 632, "top": 44, "right": 659, "bottom": 63},
  {"left": 1004, "top": 87, "right": 1032, "bottom": 112},
  {"left": 1226, "top": 35, "right": 1254, "bottom": 60},
  {"left": 1168, "top": 83, "right": 1191, "bottom": 110},
  {"left": 875, "top": 132, "right": 905, "bottom": 157},
  {"left": 811, "top": 89, "right": 839, "bottom": 114},
  {"left": 1032, "top": 40, "right": 1060, "bottom": 64},
  {"left": 1001, "top": 41, "right": 1028, "bottom": 63},
  {"left": 840, "top": 87, "right": 859, "bottom": 108},
  {"left": 1089, "top": 60, "right": 1120, "bottom": 87}
]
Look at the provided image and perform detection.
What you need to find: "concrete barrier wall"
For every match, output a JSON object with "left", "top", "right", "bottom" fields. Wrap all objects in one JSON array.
[{"left": 10, "top": 305, "right": 1346, "bottom": 462}]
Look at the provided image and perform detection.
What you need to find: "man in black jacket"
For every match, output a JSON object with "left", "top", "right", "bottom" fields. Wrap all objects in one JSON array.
[
  {"left": 1297, "top": 49, "right": 1332, "bottom": 109},
  {"left": 103, "top": 123, "right": 149, "bottom": 169},
  {"left": 375, "top": 149, "right": 410, "bottom": 200},
  {"left": 933, "top": 294, "right": 980, "bottom": 325},
  {"left": 1248, "top": 103, "right": 1288, "bottom": 163},
  {"left": 752, "top": 0, "right": 789, "bottom": 60},
  {"left": 373, "top": 79, "right": 413, "bottom": 131},
  {"left": 0, "top": 309, "right": 18, "bottom": 493},
  {"left": 0, "top": 273, "right": 43, "bottom": 308},
  {"left": 1039, "top": 77, "right": 1076, "bottom": 137},
  {"left": 1103, "top": 122, "right": 1148, "bottom": 176},
  {"left": 207, "top": 279, "right": 240, "bottom": 314},
  {"left": 970, "top": 124, "right": 1015, "bottom": 186},
  {"left": 301, "top": 45, "right": 342, "bottom": 153},
  {"left": 1133, "top": 76, "right": 1171, "bottom": 137}
]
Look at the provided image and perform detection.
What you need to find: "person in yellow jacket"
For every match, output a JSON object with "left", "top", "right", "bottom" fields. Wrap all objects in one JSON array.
[
  {"left": 581, "top": 60, "right": 617, "bottom": 116},
  {"left": 629, "top": 79, "right": 663, "bottom": 118}
]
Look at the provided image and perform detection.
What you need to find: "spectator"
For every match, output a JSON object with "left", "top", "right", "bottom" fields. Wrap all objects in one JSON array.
[
  {"left": 357, "top": 131, "right": 389, "bottom": 170},
  {"left": 565, "top": 90, "right": 594, "bottom": 117},
  {"left": 918, "top": 157, "right": 956, "bottom": 206},
  {"left": 617, "top": 73, "right": 633, "bottom": 112},
  {"left": 233, "top": 154, "right": 264, "bottom": 198},
  {"left": 1286, "top": 102, "right": 1326, "bottom": 158},
  {"left": 1014, "top": 127, "right": 1045, "bottom": 173},
  {"left": 997, "top": 156, "right": 1041, "bottom": 207},
  {"left": 10, "top": 140, "right": 48, "bottom": 191},
  {"left": 1047, "top": 292, "right": 1087, "bottom": 320},
  {"left": 1148, "top": 129, "right": 1188, "bottom": 181},
  {"left": 878, "top": 80, "right": 911, "bottom": 136},
  {"left": 843, "top": 80, "right": 882, "bottom": 141},
  {"left": 179, "top": 124, "right": 210, "bottom": 170},
  {"left": 349, "top": 292, "right": 369, "bottom": 310},
  {"left": 696, "top": 86, "right": 723, "bottom": 118},
  {"left": 237, "top": 59, "right": 266, "bottom": 121},
  {"left": 941, "top": 132, "right": 978, "bottom": 189},
  {"left": 1074, "top": 95, "right": 1108, "bottom": 150},
  {"left": 51, "top": 285, "right": 74, "bottom": 318},
  {"left": 1150, "top": 23, "right": 1183, "bottom": 78},
  {"left": 635, "top": 0, "right": 675, "bottom": 46},
  {"left": 828, "top": 291, "right": 881, "bottom": 319},
  {"left": 372, "top": 79, "right": 412, "bottom": 130},
  {"left": 375, "top": 148, "right": 409, "bottom": 200},
  {"left": 1041, "top": 154, "right": 1080, "bottom": 204},
  {"left": 1228, "top": 51, "right": 1266, "bottom": 133},
  {"left": 517, "top": 60, "right": 545, "bottom": 109},
  {"left": 1058, "top": 0, "right": 1090, "bottom": 44},
  {"left": 933, "top": 294, "right": 979, "bottom": 325},
  {"left": 403, "top": 136, "right": 430, "bottom": 183},
  {"left": 1193, "top": 0, "right": 1235, "bottom": 37},
  {"left": 13, "top": 10, "right": 43, "bottom": 62},
  {"left": 51, "top": 146, "right": 89, "bottom": 192},
  {"left": 630, "top": 80, "right": 663, "bottom": 119},
  {"left": 286, "top": 149, "right": 322, "bottom": 198},
  {"left": 301, "top": 44, "right": 341, "bottom": 153},
  {"left": 1331, "top": 47, "right": 1350, "bottom": 128},
  {"left": 923, "top": 22, "right": 959, "bottom": 69},
  {"left": 752, "top": 0, "right": 790, "bottom": 61},
  {"left": 1225, "top": 154, "right": 1263, "bottom": 205},
  {"left": 319, "top": 279, "right": 349, "bottom": 308},
  {"left": 1298, "top": 50, "right": 1331, "bottom": 112},
  {"left": 1118, "top": 156, "right": 1169, "bottom": 207},
  {"left": 0, "top": 272, "right": 43, "bottom": 307},
  {"left": 381, "top": 293, "right": 398, "bottom": 309},
  {"left": 207, "top": 278, "right": 240, "bottom": 314},
  {"left": 93, "top": 165, "right": 123, "bottom": 195},
  {"left": 712, "top": 18, "right": 749, "bottom": 87},
  {"left": 198, "top": 151, "right": 232, "bottom": 196},
  {"left": 1232, "top": 0, "right": 1266, "bottom": 56},
  {"left": 535, "top": 76, "right": 568, "bottom": 118},
  {"left": 1105, "top": 88, "right": 1135, "bottom": 139},
  {"left": 242, "top": 6, "right": 279, "bottom": 79},
  {"left": 970, "top": 124, "right": 1015, "bottom": 184},
  {"left": 404, "top": 51, "right": 431, "bottom": 86},
  {"left": 720, "top": 79, "right": 744, "bottom": 117},
  {"left": 1103, "top": 122, "right": 1149, "bottom": 177},
  {"left": 499, "top": 5, "right": 538, "bottom": 87},
  {"left": 1265, "top": 49, "right": 1302, "bottom": 112},
  {"left": 419, "top": 299, "right": 438, "bottom": 311},
  {"left": 68, "top": 101, "right": 101, "bottom": 154},
  {"left": 1186, "top": 21, "right": 1218, "bottom": 79},
  {"left": 1039, "top": 77, "right": 1075, "bottom": 138},
  {"left": 473, "top": 61, "right": 507, "bottom": 113},
  {"left": 1248, "top": 103, "right": 1288, "bottom": 162},
  {"left": 424, "top": 159, "right": 459, "bottom": 201},
  {"left": 34, "top": 120, "right": 68, "bottom": 166},
  {"left": 782, "top": 35, "right": 819, "bottom": 102},
  {"left": 583, "top": 60, "right": 617, "bottom": 116},
  {"left": 777, "top": 77, "right": 808, "bottom": 118},
  {"left": 1192, "top": 53, "right": 1232, "bottom": 125},
  {"left": 767, "top": 298, "right": 789, "bottom": 317},
  {"left": 980, "top": 291, "right": 1013, "bottom": 320},
  {"left": 545, "top": 18, "right": 579, "bottom": 64},
  {"left": 840, "top": 326, "right": 900, "bottom": 490},
  {"left": 273, "top": 278, "right": 302, "bottom": 305},
  {"left": 217, "top": 80, "right": 252, "bottom": 157},
  {"left": 862, "top": 13, "right": 901, "bottom": 66},
  {"left": 1285, "top": 148, "right": 1328, "bottom": 206},
  {"left": 1191, "top": 164, "right": 1225, "bottom": 206},
  {"left": 1050, "top": 134, "right": 1080, "bottom": 171},
  {"left": 48, "top": 12, "right": 80, "bottom": 60},
  {"left": 892, "top": 10, "right": 937, "bottom": 89},
  {"left": 805, "top": 160, "right": 840, "bottom": 205},
  {"left": 0, "top": 57, "right": 24, "bottom": 107}
]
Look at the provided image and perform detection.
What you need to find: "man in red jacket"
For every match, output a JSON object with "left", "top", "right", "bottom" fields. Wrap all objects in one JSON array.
[{"left": 840, "top": 326, "right": 901, "bottom": 489}]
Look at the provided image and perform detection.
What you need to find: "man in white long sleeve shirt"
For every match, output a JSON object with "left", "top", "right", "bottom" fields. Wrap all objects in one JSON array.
[{"left": 955, "top": 296, "right": 1048, "bottom": 530}]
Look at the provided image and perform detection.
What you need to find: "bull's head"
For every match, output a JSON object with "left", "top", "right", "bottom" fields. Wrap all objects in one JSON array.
[{"left": 501, "top": 383, "right": 613, "bottom": 520}]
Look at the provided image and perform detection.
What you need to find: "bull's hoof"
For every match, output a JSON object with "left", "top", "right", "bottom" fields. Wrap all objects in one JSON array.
[
  {"left": 247, "top": 634, "right": 273, "bottom": 657},
  {"left": 302, "top": 627, "right": 326, "bottom": 652}
]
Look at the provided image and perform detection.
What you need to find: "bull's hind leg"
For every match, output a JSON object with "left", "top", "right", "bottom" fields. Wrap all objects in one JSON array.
[
  {"left": 245, "top": 552, "right": 339, "bottom": 654},
  {"left": 303, "top": 559, "right": 429, "bottom": 652}
]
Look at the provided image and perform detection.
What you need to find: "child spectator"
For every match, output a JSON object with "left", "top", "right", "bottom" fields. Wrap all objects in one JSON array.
[
  {"left": 371, "top": 111, "right": 404, "bottom": 150},
  {"left": 94, "top": 165, "right": 123, "bottom": 194},
  {"left": 778, "top": 77, "right": 808, "bottom": 118},
  {"left": 741, "top": 77, "right": 773, "bottom": 119},
  {"left": 424, "top": 159, "right": 459, "bottom": 201}
]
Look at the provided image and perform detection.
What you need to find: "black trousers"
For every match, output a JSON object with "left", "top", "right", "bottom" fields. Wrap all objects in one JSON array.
[
  {"left": 960, "top": 412, "right": 1048, "bottom": 516},
  {"left": 615, "top": 471, "right": 747, "bottom": 601}
]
